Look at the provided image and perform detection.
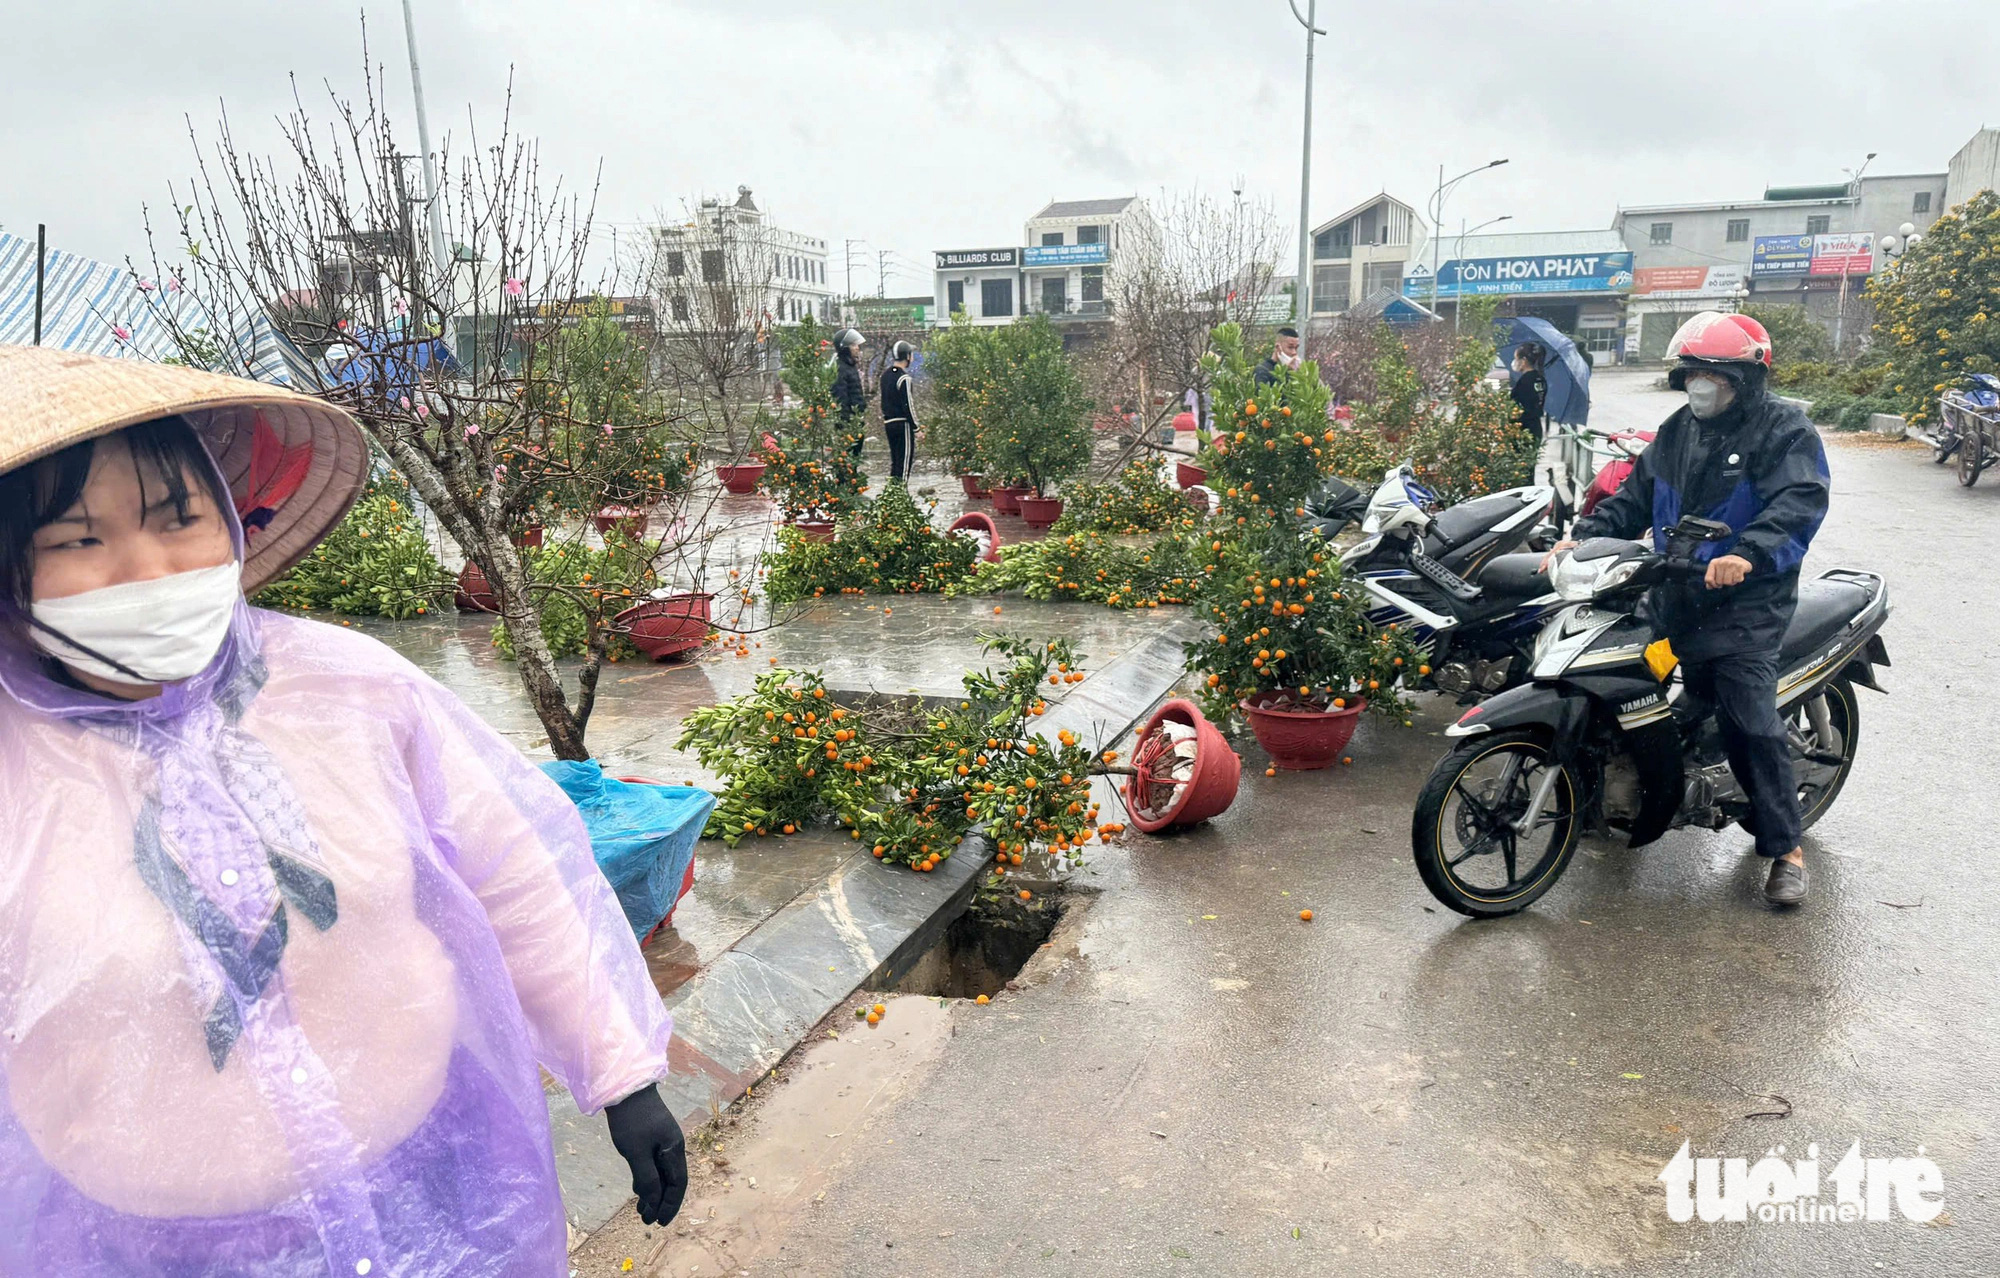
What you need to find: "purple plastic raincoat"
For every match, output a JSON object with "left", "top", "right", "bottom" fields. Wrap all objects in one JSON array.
[{"left": 0, "top": 551, "right": 672, "bottom": 1272}]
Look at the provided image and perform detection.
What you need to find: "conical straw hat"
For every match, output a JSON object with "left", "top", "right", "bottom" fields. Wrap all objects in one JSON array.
[{"left": 0, "top": 345, "right": 369, "bottom": 593}]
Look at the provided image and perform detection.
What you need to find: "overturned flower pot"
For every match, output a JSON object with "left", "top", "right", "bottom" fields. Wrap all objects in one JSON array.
[
  {"left": 946, "top": 511, "right": 1003, "bottom": 563},
  {"left": 616, "top": 592, "right": 715, "bottom": 662},
  {"left": 1125, "top": 698, "right": 1241, "bottom": 833},
  {"left": 1240, "top": 693, "right": 1365, "bottom": 771},
  {"left": 1175, "top": 462, "right": 1207, "bottom": 489}
]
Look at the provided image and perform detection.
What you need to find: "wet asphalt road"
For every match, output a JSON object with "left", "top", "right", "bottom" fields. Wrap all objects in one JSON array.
[{"left": 711, "top": 380, "right": 1999, "bottom": 1275}]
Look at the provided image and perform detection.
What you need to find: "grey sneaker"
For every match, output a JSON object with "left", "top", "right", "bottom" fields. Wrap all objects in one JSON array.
[{"left": 1764, "top": 857, "right": 1808, "bottom": 906}]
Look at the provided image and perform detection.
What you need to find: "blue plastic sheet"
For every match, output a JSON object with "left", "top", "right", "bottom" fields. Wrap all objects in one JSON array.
[{"left": 538, "top": 762, "right": 714, "bottom": 941}]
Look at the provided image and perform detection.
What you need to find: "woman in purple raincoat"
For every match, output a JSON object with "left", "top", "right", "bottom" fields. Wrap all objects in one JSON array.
[{"left": 0, "top": 348, "right": 686, "bottom": 1276}]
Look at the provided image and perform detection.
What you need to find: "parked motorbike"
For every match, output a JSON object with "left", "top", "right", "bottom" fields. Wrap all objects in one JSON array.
[
  {"left": 1309, "top": 465, "right": 1563, "bottom": 702},
  {"left": 1924, "top": 373, "right": 2000, "bottom": 485},
  {"left": 1575, "top": 429, "right": 1655, "bottom": 518},
  {"left": 1409, "top": 516, "right": 1891, "bottom": 917}
]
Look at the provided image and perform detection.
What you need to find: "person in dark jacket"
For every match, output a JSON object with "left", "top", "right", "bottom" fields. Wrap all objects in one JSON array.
[
  {"left": 832, "top": 328, "right": 868, "bottom": 458},
  {"left": 1254, "top": 326, "right": 1302, "bottom": 389},
  {"left": 878, "top": 340, "right": 918, "bottom": 482},
  {"left": 1550, "top": 311, "right": 1830, "bottom": 906},
  {"left": 1509, "top": 341, "right": 1547, "bottom": 438}
]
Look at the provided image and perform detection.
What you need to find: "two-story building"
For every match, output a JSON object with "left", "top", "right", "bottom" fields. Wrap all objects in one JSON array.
[
  {"left": 1614, "top": 172, "right": 1946, "bottom": 359},
  {"left": 1308, "top": 193, "right": 1428, "bottom": 318},
  {"left": 933, "top": 197, "right": 1157, "bottom": 332}
]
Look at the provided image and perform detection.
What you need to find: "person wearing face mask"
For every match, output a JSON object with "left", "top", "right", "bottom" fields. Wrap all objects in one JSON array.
[
  {"left": 1254, "top": 326, "right": 1303, "bottom": 389},
  {"left": 0, "top": 347, "right": 687, "bottom": 1275},
  {"left": 833, "top": 327, "right": 870, "bottom": 461},
  {"left": 1509, "top": 341, "right": 1548, "bottom": 439},
  {"left": 1545, "top": 311, "right": 1831, "bottom": 906}
]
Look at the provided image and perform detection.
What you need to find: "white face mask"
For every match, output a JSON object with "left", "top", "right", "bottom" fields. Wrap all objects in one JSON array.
[
  {"left": 29, "top": 562, "right": 242, "bottom": 686},
  {"left": 1686, "top": 374, "right": 1736, "bottom": 419}
]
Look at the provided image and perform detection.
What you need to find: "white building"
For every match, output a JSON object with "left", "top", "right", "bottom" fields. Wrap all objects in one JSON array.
[
  {"left": 1309, "top": 193, "right": 1429, "bottom": 318},
  {"left": 932, "top": 248, "right": 1023, "bottom": 327},
  {"left": 650, "top": 186, "right": 837, "bottom": 327},
  {"left": 1020, "top": 196, "right": 1156, "bottom": 323}
]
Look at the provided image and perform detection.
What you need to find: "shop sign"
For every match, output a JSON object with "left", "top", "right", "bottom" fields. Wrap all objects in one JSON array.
[
  {"left": 935, "top": 248, "right": 1019, "bottom": 269},
  {"left": 1023, "top": 243, "right": 1110, "bottom": 267},
  {"left": 1809, "top": 233, "right": 1875, "bottom": 276},
  {"left": 1405, "top": 251, "right": 1633, "bottom": 298},
  {"left": 1632, "top": 264, "right": 1748, "bottom": 297},
  {"left": 1752, "top": 235, "right": 1814, "bottom": 277}
]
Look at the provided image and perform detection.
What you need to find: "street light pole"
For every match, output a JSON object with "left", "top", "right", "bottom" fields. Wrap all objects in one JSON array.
[
  {"left": 399, "top": 0, "right": 451, "bottom": 304},
  {"left": 1452, "top": 214, "right": 1511, "bottom": 330},
  {"left": 1288, "top": 0, "right": 1326, "bottom": 326},
  {"left": 1427, "top": 158, "right": 1509, "bottom": 324}
]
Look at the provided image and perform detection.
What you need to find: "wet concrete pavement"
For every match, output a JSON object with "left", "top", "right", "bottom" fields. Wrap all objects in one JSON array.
[{"left": 634, "top": 378, "right": 1999, "bottom": 1275}]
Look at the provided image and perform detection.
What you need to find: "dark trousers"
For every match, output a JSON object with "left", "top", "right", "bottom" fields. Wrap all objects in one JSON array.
[
  {"left": 883, "top": 418, "right": 913, "bottom": 480},
  {"left": 1682, "top": 653, "right": 1802, "bottom": 858}
]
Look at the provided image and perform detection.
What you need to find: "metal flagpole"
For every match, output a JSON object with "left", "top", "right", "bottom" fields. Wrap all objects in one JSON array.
[{"left": 33, "top": 224, "right": 45, "bottom": 346}]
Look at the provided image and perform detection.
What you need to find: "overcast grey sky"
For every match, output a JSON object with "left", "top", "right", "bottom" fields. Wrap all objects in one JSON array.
[{"left": 5, "top": 1, "right": 1997, "bottom": 293}]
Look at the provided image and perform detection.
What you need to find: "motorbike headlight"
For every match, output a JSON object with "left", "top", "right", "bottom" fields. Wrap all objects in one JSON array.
[{"left": 1550, "top": 554, "right": 1641, "bottom": 602}]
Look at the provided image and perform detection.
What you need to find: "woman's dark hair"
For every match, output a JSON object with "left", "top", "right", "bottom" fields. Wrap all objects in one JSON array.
[
  {"left": 1516, "top": 342, "right": 1545, "bottom": 369},
  {"left": 0, "top": 416, "right": 230, "bottom": 612}
]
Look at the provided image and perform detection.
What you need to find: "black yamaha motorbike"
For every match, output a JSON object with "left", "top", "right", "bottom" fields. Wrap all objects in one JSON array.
[
  {"left": 1410, "top": 517, "right": 1891, "bottom": 917},
  {"left": 1306, "top": 466, "right": 1564, "bottom": 702}
]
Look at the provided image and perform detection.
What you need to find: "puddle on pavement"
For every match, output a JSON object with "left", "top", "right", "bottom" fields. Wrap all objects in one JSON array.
[
  {"left": 570, "top": 993, "right": 956, "bottom": 1277},
  {"left": 881, "top": 887, "right": 1075, "bottom": 1000}
]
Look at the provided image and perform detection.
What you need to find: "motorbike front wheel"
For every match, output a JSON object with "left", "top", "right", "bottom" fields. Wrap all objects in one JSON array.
[{"left": 1412, "top": 730, "right": 1583, "bottom": 917}]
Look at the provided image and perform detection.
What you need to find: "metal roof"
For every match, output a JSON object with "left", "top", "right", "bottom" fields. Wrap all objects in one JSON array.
[
  {"left": 1422, "top": 228, "right": 1629, "bottom": 261},
  {"left": 1030, "top": 197, "right": 1137, "bottom": 220},
  {"left": 1310, "top": 191, "right": 1420, "bottom": 238}
]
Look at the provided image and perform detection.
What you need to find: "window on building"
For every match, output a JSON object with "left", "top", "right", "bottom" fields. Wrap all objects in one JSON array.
[
  {"left": 700, "top": 249, "right": 725, "bottom": 281},
  {"left": 1726, "top": 219, "right": 1750, "bottom": 243},
  {"left": 1806, "top": 215, "right": 1830, "bottom": 236},
  {"left": 1041, "top": 232, "right": 1064, "bottom": 247},
  {"left": 1077, "top": 225, "right": 1102, "bottom": 245},
  {"left": 1914, "top": 191, "right": 1932, "bottom": 214},
  {"left": 1080, "top": 267, "right": 1104, "bottom": 304},
  {"left": 671, "top": 295, "right": 689, "bottom": 322},
  {"left": 666, "top": 251, "right": 686, "bottom": 278},
  {"left": 947, "top": 280, "right": 965, "bottom": 315},
  {"left": 980, "top": 278, "right": 1013, "bottom": 318},
  {"left": 1363, "top": 261, "right": 1405, "bottom": 296},
  {"left": 1042, "top": 277, "right": 1067, "bottom": 314},
  {"left": 1311, "top": 264, "right": 1350, "bottom": 313},
  {"left": 1649, "top": 222, "right": 1673, "bottom": 245}
]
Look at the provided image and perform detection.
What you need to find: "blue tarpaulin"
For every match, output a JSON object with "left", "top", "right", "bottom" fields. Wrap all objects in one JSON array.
[{"left": 538, "top": 762, "right": 713, "bottom": 942}]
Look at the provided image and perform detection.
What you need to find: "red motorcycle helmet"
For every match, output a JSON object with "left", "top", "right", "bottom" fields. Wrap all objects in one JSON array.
[{"left": 1665, "top": 311, "right": 1773, "bottom": 388}]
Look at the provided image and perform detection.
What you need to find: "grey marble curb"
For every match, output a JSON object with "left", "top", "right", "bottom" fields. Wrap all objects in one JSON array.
[{"left": 553, "top": 610, "right": 1205, "bottom": 1235}]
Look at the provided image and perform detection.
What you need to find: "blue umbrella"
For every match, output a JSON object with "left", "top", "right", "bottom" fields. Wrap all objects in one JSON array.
[{"left": 1496, "top": 316, "right": 1591, "bottom": 425}]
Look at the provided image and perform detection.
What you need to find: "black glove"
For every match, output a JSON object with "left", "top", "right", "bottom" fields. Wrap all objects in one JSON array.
[{"left": 604, "top": 1085, "right": 689, "bottom": 1226}]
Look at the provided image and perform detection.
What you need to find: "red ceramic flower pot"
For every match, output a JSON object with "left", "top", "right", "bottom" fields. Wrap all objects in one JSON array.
[
  {"left": 618, "top": 775, "right": 702, "bottom": 942},
  {"left": 594, "top": 508, "right": 647, "bottom": 537},
  {"left": 455, "top": 561, "right": 499, "bottom": 613},
  {"left": 794, "top": 520, "right": 837, "bottom": 543},
  {"left": 959, "top": 473, "right": 990, "bottom": 498},
  {"left": 1125, "top": 699, "right": 1242, "bottom": 833},
  {"left": 991, "top": 486, "right": 1029, "bottom": 515},
  {"left": 1176, "top": 462, "right": 1207, "bottom": 489},
  {"left": 717, "top": 462, "right": 767, "bottom": 495},
  {"left": 511, "top": 524, "right": 544, "bottom": 549},
  {"left": 1017, "top": 496, "right": 1063, "bottom": 529},
  {"left": 946, "top": 511, "right": 1003, "bottom": 563},
  {"left": 1240, "top": 695, "right": 1366, "bottom": 771},
  {"left": 615, "top": 593, "right": 714, "bottom": 662}
]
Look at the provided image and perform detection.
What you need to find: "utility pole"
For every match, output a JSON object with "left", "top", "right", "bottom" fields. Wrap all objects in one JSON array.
[
  {"left": 32, "top": 224, "right": 45, "bottom": 346},
  {"left": 1288, "top": 0, "right": 1325, "bottom": 326},
  {"left": 400, "top": 0, "right": 452, "bottom": 311},
  {"left": 844, "top": 239, "right": 864, "bottom": 310},
  {"left": 877, "top": 250, "right": 890, "bottom": 298}
]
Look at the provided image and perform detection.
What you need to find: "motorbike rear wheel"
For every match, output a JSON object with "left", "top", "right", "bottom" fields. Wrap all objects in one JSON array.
[
  {"left": 1412, "top": 730, "right": 1583, "bottom": 917},
  {"left": 1741, "top": 677, "right": 1861, "bottom": 842},
  {"left": 1958, "top": 428, "right": 1985, "bottom": 486}
]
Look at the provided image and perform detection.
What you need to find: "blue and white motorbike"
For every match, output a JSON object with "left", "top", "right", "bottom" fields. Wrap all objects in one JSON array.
[{"left": 1312, "top": 465, "right": 1567, "bottom": 701}]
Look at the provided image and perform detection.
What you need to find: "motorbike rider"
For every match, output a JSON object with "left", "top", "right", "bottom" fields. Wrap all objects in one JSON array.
[
  {"left": 878, "top": 340, "right": 919, "bottom": 483},
  {"left": 1544, "top": 311, "right": 1830, "bottom": 906},
  {"left": 833, "top": 328, "right": 869, "bottom": 458}
]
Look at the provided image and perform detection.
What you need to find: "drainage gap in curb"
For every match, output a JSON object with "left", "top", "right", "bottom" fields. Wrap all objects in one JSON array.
[{"left": 882, "top": 888, "right": 1078, "bottom": 1000}]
